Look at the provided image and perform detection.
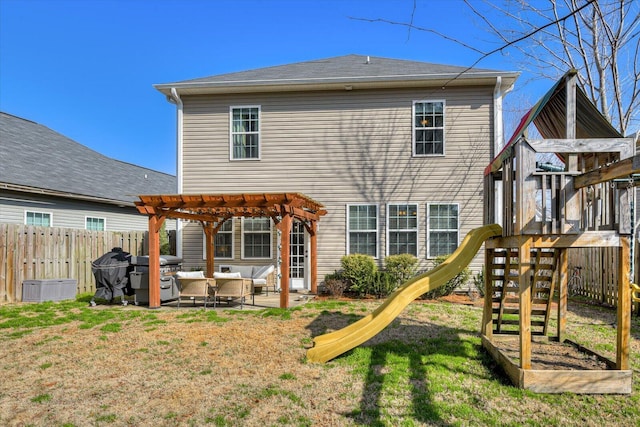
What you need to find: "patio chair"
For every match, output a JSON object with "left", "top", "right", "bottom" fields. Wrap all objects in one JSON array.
[
  {"left": 214, "top": 274, "right": 254, "bottom": 309},
  {"left": 176, "top": 271, "right": 215, "bottom": 308}
]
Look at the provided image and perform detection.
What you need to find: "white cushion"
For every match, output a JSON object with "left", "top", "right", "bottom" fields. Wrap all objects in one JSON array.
[
  {"left": 213, "top": 272, "right": 242, "bottom": 279},
  {"left": 252, "top": 278, "right": 267, "bottom": 286},
  {"left": 229, "top": 265, "right": 253, "bottom": 278},
  {"left": 176, "top": 271, "right": 205, "bottom": 279},
  {"left": 252, "top": 265, "right": 275, "bottom": 279}
]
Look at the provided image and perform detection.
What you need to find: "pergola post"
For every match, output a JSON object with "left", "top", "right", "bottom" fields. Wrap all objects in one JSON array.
[
  {"left": 309, "top": 221, "right": 318, "bottom": 294},
  {"left": 203, "top": 222, "right": 215, "bottom": 277},
  {"left": 280, "top": 214, "right": 292, "bottom": 308},
  {"left": 148, "top": 214, "right": 165, "bottom": 309}
]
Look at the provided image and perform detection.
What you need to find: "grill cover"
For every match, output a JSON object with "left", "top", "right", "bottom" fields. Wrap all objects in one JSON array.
[{"left": 91, "top": 247, "right": 134, "bottom": 301}]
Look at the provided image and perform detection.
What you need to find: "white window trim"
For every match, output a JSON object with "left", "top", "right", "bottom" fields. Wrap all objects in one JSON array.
[
  {"left": 346, "top": 203, "right": 379, "bottom": 259},
  {"left": 229, "top": 105, "right": 261, "bottom": 161},
  {"left": 412, "top": 99, "right": 446, "bottom": 157},
  {"left": 241, "top": 217, "right": 273, "bottom": 260},
  {"left": 85, "top": 216, "right": 106, "bottom": 231},
  {"left": 202, "top": 219, "right": 235, "bottom": 260},
  {"left": 426, "top": 202, "right": 460, "bottom": 259},
  {"left": 386, "top": 203, "right": 419, "bottom": 257},
  {"left": 24, "top": 210, "right": 53, "bottom": 227}
]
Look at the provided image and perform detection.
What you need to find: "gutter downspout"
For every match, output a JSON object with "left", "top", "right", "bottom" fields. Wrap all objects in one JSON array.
[{"left": 168, "top": 88, "right": 184, "bottom": 258}]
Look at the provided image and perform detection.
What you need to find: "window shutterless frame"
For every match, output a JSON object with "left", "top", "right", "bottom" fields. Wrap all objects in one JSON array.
[
  {"left": 25, "top": 211, "right": 52, "bottom": 227},
  {"left": 241, "top": 217, "right": 273, "bottom": 259},
  {"left": 412, "top": 100, "right": 445, "bottom": 157},
  {"left": 386, "top": 203, "right": 419, "bottom": 257},
  {"left": 346, "top": 204, "right": 379, "bottom": 259},
  {"left": 426, "top": 203, "right": 459, "bottom": 259},
  {"left": 85, "top": 216, "right": 106, "bottom": 231},
  {"left": 229, "top": 105, "right": 261, "bottom": 160}
]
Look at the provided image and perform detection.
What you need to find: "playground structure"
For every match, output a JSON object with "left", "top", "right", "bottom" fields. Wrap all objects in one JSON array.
[
  {"left": 307, "top": 71, "right": 638, "bottom": 394},
  {"left": 481, "top": 70, "right": 637, "bottom": 393}
]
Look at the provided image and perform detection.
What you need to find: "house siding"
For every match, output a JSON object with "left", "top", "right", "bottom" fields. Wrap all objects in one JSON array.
[
  {"left": 179, "top": 86, "right": 494, "bottom": 281},
  {"left": 0, "top": 190, "right": 175, "bottom": 232}
]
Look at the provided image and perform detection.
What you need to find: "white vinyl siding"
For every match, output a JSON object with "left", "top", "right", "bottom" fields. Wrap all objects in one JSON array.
[
  {"left": 25, "top": 211, "right": 51, "bottom": 227},
  {"left": 413, "top": 100, "right": 445, "bottom": 156},
  {"left": 387, "top": 203, "right": 418, "bottom": 256},
  {"left": 427, "top": 203, "right": 459, "bottom": 258},
  {"left": 347, "top": 204, "right": 379, "bottom": 258},
  {"left": 242, "top": 217, "right": 272, "bottom": 259},
  {"left": 180, "top": 85, "right": 494, "bottom": 275},
  {"left": 230, "top": 106, "right": 260, "bottom": 160},
  {"left": 85, "top": 216, "right": 105, "bottom": 231}
]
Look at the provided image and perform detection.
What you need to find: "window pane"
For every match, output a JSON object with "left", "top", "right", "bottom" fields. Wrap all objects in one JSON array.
[
  {"left": 348, "top": 205, "right": 377, "bottom": 256},
  {"left": 414, "top": 101, "right": 444, "bottom": 156},
  {"left": 428, "top": 203, "right": 458, "bottom": 257},
  {"left": 26, "top": 212, "right": 51, "bottom": 227},
  {"left": 388, "top": 204, "right": 418, "bottom": 256},
  {"left": 86, "top": 217, "right": 105, "bottom": 231},
  {"left": 243, "top": 217, "right": 271, "bottom": 258},
  {"left": 231, "top": 107, "right": 259, "bottom": 159}
]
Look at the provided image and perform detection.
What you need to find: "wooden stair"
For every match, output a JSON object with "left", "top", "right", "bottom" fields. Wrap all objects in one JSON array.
[{"left": 488, "top": 248, "right": 558, "bottom": 335}]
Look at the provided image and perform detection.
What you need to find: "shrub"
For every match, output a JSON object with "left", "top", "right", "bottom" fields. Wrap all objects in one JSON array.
[
  {"left": 472, "top": 267, "right": 485, "bottom": 297},
  {"left": 340, "top": 254, "right": 378, "bottom": 296},
  {"left": 421, "top": 254, "right": 471, "bottom": 299},
  {"left": 384, "top": 254, "right": 419, "bottom": 287},
  {"left": 371, "top": 271, "right": 396, "bottom": 298},
  {"left": 323, "top": 271, "right": 347, "bottom": 298}
]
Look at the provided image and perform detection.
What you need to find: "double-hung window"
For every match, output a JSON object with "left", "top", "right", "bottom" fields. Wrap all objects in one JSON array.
[
  {"left": 214, "top": 219, "right": 234, "bottom": 259},
  {"left": 86, "top": 217, "right": 105, "bottom": 231},
  {"left": 413, "top": 100, "right": 445, "bottom": 156},
  {"left": 427, "top": 203, "right": 459, "bottom": 258},
  {"left": 387, "top": 204, "right": 418, "bottom": 256},
  {"left": 242, "top": 217, "right": 272, "bottom": 259},
  {"left": 230, "top": 106, "right": 260, "bottom": 160},
  {"left": 347, "top": 204, "right": 378, "bottom": 257},
  {"left": 25, "top": 211, "right": 51, "bottom": 227}
]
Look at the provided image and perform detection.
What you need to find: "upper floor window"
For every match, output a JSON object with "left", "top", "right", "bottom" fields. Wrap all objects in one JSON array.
[
  {"left": 86, "top": 217, "right": 105, "bottom": 231},
  {"left": 215, "top": 219, "right": 234, "bottom": 259},
  {"left": 347, "top": 204, "right": 378, "bottom": 258},
  {"left": 387, "top": 204, "right": 418, "bottom": 256},
  {"left": 230, "top": 106, "right": 260, "bottom": 160},
  {"left": 242, "top": 217, "right": 272, "bottom": 259},
  {"left": 427, "top": 203, "right": 459, "bottom": 258},
  {"left": 413, "top": 101, "right": 445, "bottom": 156},
  {"left": 25, "top": 211, "right": 51, "bottom": 227}
]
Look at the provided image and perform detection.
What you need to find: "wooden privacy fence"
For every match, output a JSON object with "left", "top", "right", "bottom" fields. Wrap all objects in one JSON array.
[
  {"left": 0, "top": 224, "right": 149, "bottom": 303},
  {"left": 567, "top": 247, "right": 623, "bottom": 307}
]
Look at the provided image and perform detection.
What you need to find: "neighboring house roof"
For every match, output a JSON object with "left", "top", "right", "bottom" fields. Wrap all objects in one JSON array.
[
  {"left": 0, "top": 112, "right": 176, "bottom": 206},
  {"left": 155, "top": 54, "right": 519, "bottom": 96}
]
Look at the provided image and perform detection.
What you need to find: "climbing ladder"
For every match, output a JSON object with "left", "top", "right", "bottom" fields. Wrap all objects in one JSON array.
[{"left": 488, "top": 248, "right": 559, "bottom": 335}]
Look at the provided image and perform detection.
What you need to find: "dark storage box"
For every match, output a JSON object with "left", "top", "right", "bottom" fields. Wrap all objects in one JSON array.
[{"left": 22, "top": 279, "right": 77, "bottom": 302}]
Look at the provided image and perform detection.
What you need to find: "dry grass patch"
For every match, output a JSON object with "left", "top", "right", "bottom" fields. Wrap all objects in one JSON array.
[{"left": 0, "top": 298, "right": 638, "bottom": 426}]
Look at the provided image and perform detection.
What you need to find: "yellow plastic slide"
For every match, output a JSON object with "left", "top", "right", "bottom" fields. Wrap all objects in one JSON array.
[{"left": 306, "top": 224, "right": 502, "bottom": 363}]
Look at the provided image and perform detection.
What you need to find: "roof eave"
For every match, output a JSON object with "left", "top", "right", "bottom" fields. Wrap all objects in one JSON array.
[
  {"left": 155, "top": 72, "right": 520, "bottom": 97},
  {"left": 1, "top": 182, "right": 136, "bottom": 208}
]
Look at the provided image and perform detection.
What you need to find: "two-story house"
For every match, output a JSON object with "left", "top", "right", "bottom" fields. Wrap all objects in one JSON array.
[{"left": 154, "top": 55, "right": 519, "bottom": 291}]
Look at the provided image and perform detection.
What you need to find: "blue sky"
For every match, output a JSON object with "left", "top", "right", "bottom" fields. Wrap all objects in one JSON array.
[{"left": 1, "top": 0, "right": 544, "bottom": 175}]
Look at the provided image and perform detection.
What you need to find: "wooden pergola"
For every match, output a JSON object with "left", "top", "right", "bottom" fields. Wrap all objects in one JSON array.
[{"left": 135, "top": 193, "right": 327, "bottom": 309}]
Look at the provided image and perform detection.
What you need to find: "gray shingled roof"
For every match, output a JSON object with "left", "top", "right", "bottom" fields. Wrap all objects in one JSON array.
[
  {"left": 0, "top": 112, "right": 176, "bottom": 205},
  {"left": 155, "top": 54, "right": 519, "bottom": 95}
]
